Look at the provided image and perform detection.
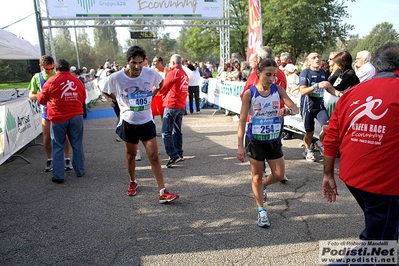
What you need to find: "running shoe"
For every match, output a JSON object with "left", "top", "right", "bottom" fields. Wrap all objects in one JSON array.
[
  {"left": 302, "top": 150, "right": 317, "bottom": 162},
  {"left": 166, "top": 156, "right": 182, "bottom": 168},
  {"left": 64, "top": 159, "right": 73, "bottom": 171},
  {"left": 315, "top": 140, "right": 324, "bottom": 156},
  {"left": 280, "top": 175, "right": 289, "bottom": 184},
  {"left": 126, "top": 181, "right": 138, "bottom": 196},
  {"left": 258, "top": 210, "right": 271, "bottom": 228},
  {"left": 263, "top": 186, "right": 268, "bottom": 203},
  {"left": 135, "top": 150, "right": 141, "bottom": 161},
  {"left": 158, "top": 189, "right": 180, "bottom": 203},
  {"left": 44, "top": 159, "right": 53, "bottom": 172}
]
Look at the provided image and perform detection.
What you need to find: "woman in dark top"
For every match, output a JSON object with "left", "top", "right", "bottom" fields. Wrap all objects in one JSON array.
[{"left": 328, "top": 51, "right": 360, "bottom": 97}]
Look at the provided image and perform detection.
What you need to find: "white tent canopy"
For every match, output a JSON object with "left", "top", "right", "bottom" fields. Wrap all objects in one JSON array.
[{"left": 0, "top": 29, "right": 41, "bottom": 60}]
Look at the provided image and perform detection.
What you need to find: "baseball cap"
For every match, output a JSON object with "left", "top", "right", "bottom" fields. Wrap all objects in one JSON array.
[
  {"left": 284, "top": 64, "right": 296, "bottom": 73},
  {"left": 70, "top": 66, "right": 77, "bottom": 72}
]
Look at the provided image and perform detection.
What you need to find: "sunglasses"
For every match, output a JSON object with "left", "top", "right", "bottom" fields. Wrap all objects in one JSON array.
[{"left": 44, "top": 67, "right": 54, "bottom": 70}]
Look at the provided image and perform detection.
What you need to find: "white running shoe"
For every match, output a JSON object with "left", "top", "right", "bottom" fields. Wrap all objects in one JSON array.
[
  {"left": 135, "top": 150, "right": 141, "bottom": 161},
  {"left": 257, "top": 210, "right": 271, "bottom": 228}
]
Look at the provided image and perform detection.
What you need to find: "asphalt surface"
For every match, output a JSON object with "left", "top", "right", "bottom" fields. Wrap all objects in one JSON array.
[{"left": 0, "top": 100, "right": 394, "bottom": 266}]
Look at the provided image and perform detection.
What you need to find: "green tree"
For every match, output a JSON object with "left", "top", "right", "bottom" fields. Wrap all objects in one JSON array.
[
  {"left": 93, "top": 21, "right": 122, "bottom": 66},
  {"left": 53, "top": 28, "right": 76, "bottom": 66},
  {"left": 261, "top": 0, "right": 354, "bottom": 63},
  {"left": 0, "top": 60, "right": 31, "bottom": 82},
  {"left": 352, "top": 22, "right": 399, "bottom": 56}
]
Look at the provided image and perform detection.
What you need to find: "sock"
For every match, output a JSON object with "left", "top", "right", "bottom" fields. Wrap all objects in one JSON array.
[
  {"left": 47, "top": 158, "right": 52, "bottom": 161},
  {"left": 65, "top": 157, "right": 70, "bottom": 161},
  {"left": 258, "top": 207, "right": 265, "bottom": 212},
  {"left": 130, "top": 180, "right": 137, "bottom": 183},
  {"left": 159, "top": 188, "right": 165, "bottom": 195}
]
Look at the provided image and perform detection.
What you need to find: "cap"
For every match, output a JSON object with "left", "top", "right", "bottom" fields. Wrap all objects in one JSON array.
[
  {"left": 70, "top": 66, "right": 77, "bottom": 72},
  {"left": 284, "top": 64, "right": 296, "bottom": 73},
  {"left": 82, "top": 67, "right": 87, "bottom": 70}
]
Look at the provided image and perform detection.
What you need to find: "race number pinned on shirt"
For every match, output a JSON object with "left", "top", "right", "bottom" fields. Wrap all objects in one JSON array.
[
  {"left": 333, "top": 77, "right": 342, "bottom": 87},
  {"left": 127, "top": 90, "right": 152, "bottom": 112},
  {"left": 309, "top": 82, "right": 324, "bottom": 98},
  {"left": 251, "top": 117, "right": 281, "bottom": 141}
]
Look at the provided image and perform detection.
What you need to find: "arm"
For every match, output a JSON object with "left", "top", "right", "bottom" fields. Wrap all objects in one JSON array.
[
  {"left": 323, "top": 155, "right": 338, "bottom": 202},
  {"left": 277, "top": 86, "right": 299, "bottom": 116},
  {"left": 237, "top": 90, "right": 251, "bottom": 162},
  {"left": 152, "top": 80, "right": 164, "bottom": 97}
]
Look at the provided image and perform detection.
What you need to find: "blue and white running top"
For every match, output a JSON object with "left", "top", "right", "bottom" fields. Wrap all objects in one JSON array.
[{"left": 246, "top": 84, "right": 282, "bottom": 143}]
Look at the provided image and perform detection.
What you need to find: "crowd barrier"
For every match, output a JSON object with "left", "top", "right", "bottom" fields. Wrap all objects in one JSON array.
[
  {"left": 200, "top": 78, "right": 339, "bottom": 139},
  {"left": 0, "top": 80, "right": 102, "bottom": 165}
]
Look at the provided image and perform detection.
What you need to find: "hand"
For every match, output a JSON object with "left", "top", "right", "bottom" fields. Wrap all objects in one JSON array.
[
  {"left": 236, "top": 146, "right": 246, "bottom": 162},
  {"left": 278, "top": 108, "right": 291, "bottom": 117},
  {"left": 322, "top": 176, "right": 338, "bottom": 202}
]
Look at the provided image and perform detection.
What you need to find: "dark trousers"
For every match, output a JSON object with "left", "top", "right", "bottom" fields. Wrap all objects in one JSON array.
[
  {"left": 188, "top": 85, "right": 200, "bottom": 113},
  {"left": 346, "top": 185, "right": 399, "bottom": 241}
]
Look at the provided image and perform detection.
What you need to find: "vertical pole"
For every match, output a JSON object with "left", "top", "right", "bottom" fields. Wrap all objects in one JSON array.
[
  {"left": 33, "top": 0, "right": 45, "bottom": 55},
  {"left": 74, "top": 21, "right": 81, "bottom": 69}
]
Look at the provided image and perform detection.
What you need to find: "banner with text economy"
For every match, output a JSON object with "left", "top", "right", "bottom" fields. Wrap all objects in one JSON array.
[{"left": 46, "top": 0, "right": 223, "bottom": 18}]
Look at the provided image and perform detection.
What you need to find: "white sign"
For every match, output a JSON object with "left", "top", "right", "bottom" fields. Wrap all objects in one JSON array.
[
  {"left": 0, "top": 97, "right": 42, "bottom": 165},
  {"left": 46, "top": 0, "right": 223, "bottom": 19},
  {"left": 319, "top": 240, "right": 397, "bottom": 265}
]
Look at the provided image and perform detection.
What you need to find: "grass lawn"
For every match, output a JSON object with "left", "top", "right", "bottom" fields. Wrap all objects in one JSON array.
[{"left": 0, "top": 82, "right": 29, "bottom": 90}]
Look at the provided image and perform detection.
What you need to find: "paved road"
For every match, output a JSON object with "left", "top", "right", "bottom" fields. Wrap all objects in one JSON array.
[{"left": 0, "top": 100, "right": 385, "bottom": 265}]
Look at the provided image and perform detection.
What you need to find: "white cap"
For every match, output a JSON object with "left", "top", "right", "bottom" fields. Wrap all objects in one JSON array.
[
  {"left": 82, "top": 67, "right": 87, "bottom": 70},
  {"left": 70, "top": 66, "right": 77, "bottom": 72},
  {"left": 284, "top": 64, "right": 296, "bottom": 73}
]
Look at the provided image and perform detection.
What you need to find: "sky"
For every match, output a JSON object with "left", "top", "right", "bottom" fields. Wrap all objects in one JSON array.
[{"left": 1, "top": 0, "right": 398, "bottom": 50}]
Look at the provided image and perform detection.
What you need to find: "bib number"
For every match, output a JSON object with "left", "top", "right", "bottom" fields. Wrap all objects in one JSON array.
[
  {"left": 251, "top": 117, "right": 281, "bottom": 141},
  {"left": 128, "top": 91, "right": 152, "bottom": 112}
]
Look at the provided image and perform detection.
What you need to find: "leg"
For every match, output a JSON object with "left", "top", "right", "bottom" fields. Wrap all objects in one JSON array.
[
  {"left": 162, "top": 108, "right": 178, "bottom": 157},
  {"left": 194, "top": 87, "right": 200, "bottom": 112},
  {"left": 303, "top": 131, "right": 314, "bottom": 150},
  {"left": 172, "top": 109, "right": 184, "bottom": 157},
  {"left": 142, "top": 137, "right": 165, "bottom": 190},
  {"left": 67, "top": 115, "right": 85, "bottom": 177},
  {"left": 262, "top": 157, "right": 286, "bottom": 186},
  {"left": 188, "top": 87, "right": 194, "bottom": 113},
  {"left": 347, "top": 185, "right": 399, "bottom": 241},
  {"left": 42, "top": 118, "right": 52, "bottom": 159},
  {"left": 250, "top": 158, "right": 266, "bottom": 207},
  {"left": 50, "top": 121, "right": 68, "bottom": 180},
  {"left": 124, "top": 142, "right": 139, "bottom": 182},
  {"left": 64, "top": 136, "right": 71, "bottom": 158}
]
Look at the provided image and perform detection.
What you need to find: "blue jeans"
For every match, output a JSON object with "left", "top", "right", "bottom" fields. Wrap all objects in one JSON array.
[
  {"left": 347, "top": 185, "right": 399, "bottom": 241},
  {"left": 162, "top": 108, "right": 185, "bottom": 157},
  {"left": 51, "top": 115, "right": 85, "bottom": 179}
]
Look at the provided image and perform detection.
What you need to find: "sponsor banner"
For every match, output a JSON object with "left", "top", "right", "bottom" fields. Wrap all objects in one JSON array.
[
  {"left": 0, "top": 98, "right": 42, "bottom": 165},
  {"left": 319, "top": 240, "right": 397, "bottom": 265},
  {"left": 246, "top": 0, "right": 262, "bottom": 61},
  {"left": 0, "top": 80, "right": 99, "bottom": 165},
  {"left": 85, "top": 80, "right": 102, "bottom": 104},
  {"left": 46, "top": 0, "right": 223, "bottom": 19},
  {"left": 201, "top": 79, "right": 339, "bottom": 138}
]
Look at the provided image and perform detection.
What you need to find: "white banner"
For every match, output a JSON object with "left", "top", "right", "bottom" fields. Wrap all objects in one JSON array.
[
  {"left": 85, "top": 79, "right": 102, "bottom": 104},
  {"left": 0, "top": 98, "right": 42, "bottom": 165},
  {"left": 46, "top": 0, "right": 223, "bottom": 18},
  {"left": 201, "top": 78, "right": 340, "bottom": 138}
]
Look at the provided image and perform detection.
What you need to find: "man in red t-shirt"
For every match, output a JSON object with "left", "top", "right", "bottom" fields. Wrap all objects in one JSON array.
[
  {"left": 158, "top": 54, "right": 189, "bottom": 168},
  {"left": 37, "top": 59, "right": 86, "bottom": 183},
  {"left": 322, "top": 42, "right": 399, "bottom": 242}
]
